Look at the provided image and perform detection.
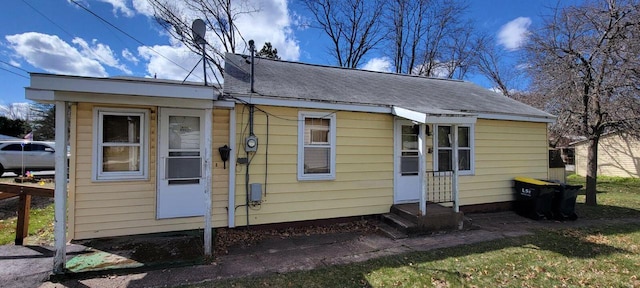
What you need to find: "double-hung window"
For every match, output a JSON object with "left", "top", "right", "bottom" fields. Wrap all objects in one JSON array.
[
  {"left": 434, "top": 124, "right": 474, "bottom": 175},
  {"left": 94, "top": 108, "right": 149, "bottom": 181},
  {"left": 298, "top": 112, "right": 336, "bottom": 181}
]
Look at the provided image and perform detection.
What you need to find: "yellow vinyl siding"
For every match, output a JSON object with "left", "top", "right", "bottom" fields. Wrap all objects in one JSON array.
[
  {"left": 233, "top": 106, "right": 393, "bottom": 226},
  {"left": 71, "top": 103, "right": 230, "bottom": 239},
  {"left": 574, "top": 133, "right": 640, "bottom": 178},
  {"left": 548, "top": 168, "right": 566, "bottom": 182},
  {"left": 458, "top": 119, "right": 549, "bottom": 205}
]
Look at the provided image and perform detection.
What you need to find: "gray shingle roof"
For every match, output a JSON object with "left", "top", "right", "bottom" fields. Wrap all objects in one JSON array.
[{"left": 223, "top": 53, "right": 554, "bottom": 120}]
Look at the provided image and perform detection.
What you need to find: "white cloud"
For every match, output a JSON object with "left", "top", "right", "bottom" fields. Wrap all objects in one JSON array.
[
  {"left": 98, "top": 0, "right": 135, "bottom": 17},
  {"left": 122, "top": 49, "right": 139, "bottom": 65},
  {"left": 497, "top": 17, "right": 531, "bottom": 51},
  {"left": 72, "top": 38, "right": 132, "bottom": 74},
  {"left": 5, "top": 32, "right": 107, "bottom": 77},
  {"left": 361, "top": 57, "right": 392, "bottom": 72},
  {"left": 8, "top": 60, "right": 21, "bottom": 67},
  {"left": 138, "top": 44, "right": 209, "bottom": 82},
  {"left": 131, "top": 0, "right": 154, "bottom": 16},
  {"left": 116, "top": 0, "right": 300, "bottom": 61},
  {"left": 132, "top": 0, "right": 299, "bottom": 84},
  {"left": 234, "top": 0, "right": 300, "bottom": 61}
]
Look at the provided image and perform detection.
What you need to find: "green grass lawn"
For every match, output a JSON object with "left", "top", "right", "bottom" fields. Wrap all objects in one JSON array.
[
  {"left": 568, "top": 175, "right": 640, "bottom": 219},
  {"left": 192, "top": 175, "right": 640, "bottom": 288}
]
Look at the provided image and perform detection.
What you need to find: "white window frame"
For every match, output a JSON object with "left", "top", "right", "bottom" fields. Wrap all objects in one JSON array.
[
  {"left": 93, "top": 107, "right": 149, "bottom": 181},
  {"left": 298, "top": 111, "right": 336, "bottom": 181},
  {"left": 433, "top": 124, "right": 475, "bottom": 176}
]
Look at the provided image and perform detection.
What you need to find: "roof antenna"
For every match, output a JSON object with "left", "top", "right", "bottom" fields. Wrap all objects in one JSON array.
[
  {"left": 182, "top": 19, "right": 208, "bottom": 85},
  {"left": 249, "top": 39, "right": 255, "bottom": 93},
  {"left": 192, "top": 19, "right": 207, "bottom": 86}
]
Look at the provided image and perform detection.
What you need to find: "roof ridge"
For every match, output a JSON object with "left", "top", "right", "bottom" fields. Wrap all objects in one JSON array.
[{"left": 232, "top": 53, "right": 466, "bottom": 83}]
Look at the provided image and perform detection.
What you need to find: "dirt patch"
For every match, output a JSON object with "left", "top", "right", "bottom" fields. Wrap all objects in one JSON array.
[{"left": 214, "top": 219, "right": 378, "bottom": 256}]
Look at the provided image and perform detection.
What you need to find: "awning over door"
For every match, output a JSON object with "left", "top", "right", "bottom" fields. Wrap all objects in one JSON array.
[{"left": 392, "top": 106, "right": 477, "bottom": 124}]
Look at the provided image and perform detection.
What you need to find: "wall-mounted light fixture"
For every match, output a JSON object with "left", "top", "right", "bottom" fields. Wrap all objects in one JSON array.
[
  {"left": 412, "top": 124, "right": 432, "bottom": 136},
  {"left": 218, "top": 145, "right": 231, "bottom": 169}
]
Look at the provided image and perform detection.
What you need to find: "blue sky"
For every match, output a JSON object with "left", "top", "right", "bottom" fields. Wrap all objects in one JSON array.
[{"left": 0, "top": 0, "right": 574, "bottom": 110}]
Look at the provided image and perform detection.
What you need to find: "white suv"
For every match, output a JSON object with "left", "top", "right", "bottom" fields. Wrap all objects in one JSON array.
[{"left": 0, "top": 140, "right": 56, "bottom": 176}]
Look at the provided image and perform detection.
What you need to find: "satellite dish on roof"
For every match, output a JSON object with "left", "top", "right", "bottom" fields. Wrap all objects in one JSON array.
[{"left": 192, "top": 19, "right": 206, "bottom": 45}]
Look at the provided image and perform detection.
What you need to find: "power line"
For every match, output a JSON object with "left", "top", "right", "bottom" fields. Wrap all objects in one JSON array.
[
  {"left": 0, "top": 60, "right": 30, "bottom": 74},
  {"left": 69, "top": 0, "right": 203, "bottom": 81},
  {"left": 21, "top": 0, "right": 75, "bottom": 38},
  {"left": 0, "top": 67, "right": 29, "bottom": 79},
  {"left": 20, "top": 0, "right": 115, "bottom": 70}
]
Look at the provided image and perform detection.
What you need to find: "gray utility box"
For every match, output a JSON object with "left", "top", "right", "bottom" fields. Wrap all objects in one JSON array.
[{"left": 250, "top": 183, "right": 262, "bottom": 202}]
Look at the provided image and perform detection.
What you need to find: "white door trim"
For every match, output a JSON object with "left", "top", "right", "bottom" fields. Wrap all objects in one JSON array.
[{"left": 157, "top": 107, "right": 207, "bottom": 219}]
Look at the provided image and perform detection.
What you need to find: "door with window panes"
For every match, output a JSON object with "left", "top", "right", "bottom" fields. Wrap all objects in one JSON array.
[
  {"left": 395, "top": 120, "right": 420, "bottom": 203},
  {"left": 157, "top": 108, "right": 206, "bottom": 219}
]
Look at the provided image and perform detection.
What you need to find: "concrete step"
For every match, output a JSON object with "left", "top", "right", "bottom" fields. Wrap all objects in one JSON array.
[
  {"left": 375, "top": 221, "right": 408, "bottom": 240},
  {"left": 381, "top": 213, "right": 416, "bottom": 234},
  {"left": 390, "top": 205, "right": 421, "bottom": 223}
]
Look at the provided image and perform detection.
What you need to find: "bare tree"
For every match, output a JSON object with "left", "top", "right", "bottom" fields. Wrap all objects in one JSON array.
[
  {"left": 147, "top": 0, "right": 257, "bottom": 81},
  {"left": 474, "top": 34, "right": 522, "bottom": 97},
  {"left": 302, "top": 0, "right": 386, "bottom": 68},
  {"left": 387, "top": 0, "right": 427, "bottom": 74},
  {"left": 525, "top": 0, "right": 640, "bottom": 205},
  {"left": 385, "top": 0, "right": 475, "bottom": 78}
]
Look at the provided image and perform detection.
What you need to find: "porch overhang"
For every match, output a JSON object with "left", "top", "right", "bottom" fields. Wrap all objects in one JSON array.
[
  {"left": 26, "top": 73, "right": 235, "bottom": 109},
  {"left": 392, "top": 106, "right": 477, "bottom": 124}
]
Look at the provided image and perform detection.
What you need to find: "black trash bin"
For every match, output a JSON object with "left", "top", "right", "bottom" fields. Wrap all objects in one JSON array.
[
  {"left": 513, "top": 177, "right": 558, "bottom": 220},
  {"left": 551, "top": 183, "right": 582, "bottom": 221}
]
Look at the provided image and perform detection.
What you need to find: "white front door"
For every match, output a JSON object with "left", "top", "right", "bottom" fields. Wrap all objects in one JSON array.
[
  {"left": 394, "top": 120, "right": 420, "bottom": 203},
  {"left": 157, "top": 108, "right": 206, "bottom": 218}
]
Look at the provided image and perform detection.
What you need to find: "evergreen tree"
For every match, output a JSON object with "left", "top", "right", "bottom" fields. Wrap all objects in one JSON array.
[{"left": 256, "top": 42, "right": 280, "bottom": 60}]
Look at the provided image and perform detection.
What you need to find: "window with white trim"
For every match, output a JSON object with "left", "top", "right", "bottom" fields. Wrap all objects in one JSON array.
[
  {"left": 94, "top": 108, "right": 149, "bottom": 181},
  {"left": 298, "top": 112, "right": 336, "bottom": 180},
  {"left": 434, "top": 124, "right": 474, "bottom": 175}
]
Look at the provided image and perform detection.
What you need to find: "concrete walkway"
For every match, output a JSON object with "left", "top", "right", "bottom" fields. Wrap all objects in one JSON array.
[{"left": 1, "top": 212, "right": 638, "bottom": 288}]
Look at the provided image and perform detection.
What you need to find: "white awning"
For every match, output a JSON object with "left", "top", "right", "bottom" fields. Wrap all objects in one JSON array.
[{"left": 392, "top": 106, "right": 477, "bottom": 124}]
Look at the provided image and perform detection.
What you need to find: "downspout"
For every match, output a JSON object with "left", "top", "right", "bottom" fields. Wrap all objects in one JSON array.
[{"left": 228, "top": 108, "right": 236, "bottom": 228}]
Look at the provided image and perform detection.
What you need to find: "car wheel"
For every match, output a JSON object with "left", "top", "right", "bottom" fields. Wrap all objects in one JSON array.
[{"left": 0, "top": 164, "right": 4, "bottom": 176}]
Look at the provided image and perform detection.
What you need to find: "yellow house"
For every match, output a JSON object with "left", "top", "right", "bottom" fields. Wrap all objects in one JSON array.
[
  {"left": 26, "top": 53, "right": 554, "bottom": 272},
  {"left": 573, "top": 132, "right": 640, "bottom": 178}
]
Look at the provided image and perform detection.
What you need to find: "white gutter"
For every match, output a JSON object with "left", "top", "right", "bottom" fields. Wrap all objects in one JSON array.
[
  {"left": 29, "top": 73, "right": 219, "bottom": 100},
  {"left": 233, "top": 95, "right": 391, "bottom": 114},
  {"left": 475, "top": 113, "right": 556, "bottom": 123}
]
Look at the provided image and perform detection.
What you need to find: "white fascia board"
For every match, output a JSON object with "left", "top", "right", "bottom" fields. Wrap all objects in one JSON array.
[
  {"left": 233, "top": 95, "right": 391, "bottom": 114},
  {"left": 30, "top": 73, "right": 218, "bottom": 100},
  {"left": 53, "top": 92, "right": 216, "bottom": 109},
  {"left": 477, "top": 113, "right": 556, "bottom": 123},
  {"left": 25, "top": 88, "right": 55, "bottom": 102},
  {"left": 425, "top": 115, "right": 477, "bottom": 124}
]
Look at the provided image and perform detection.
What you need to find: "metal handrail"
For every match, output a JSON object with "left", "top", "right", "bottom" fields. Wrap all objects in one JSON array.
[{"left": 425, "top": 170, "right": 454, "bottom": 204}]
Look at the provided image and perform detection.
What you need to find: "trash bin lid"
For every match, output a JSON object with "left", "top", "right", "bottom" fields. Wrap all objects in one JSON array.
[{"left": 514, "top": 176, "right": 560, "bottom": 186}]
